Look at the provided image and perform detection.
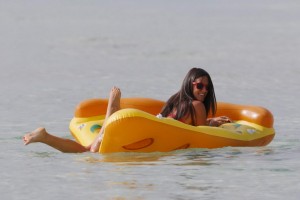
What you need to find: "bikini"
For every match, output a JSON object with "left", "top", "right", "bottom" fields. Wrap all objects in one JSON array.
[{"left": 167, "top": 112, "right": 185, "bottom": 122}]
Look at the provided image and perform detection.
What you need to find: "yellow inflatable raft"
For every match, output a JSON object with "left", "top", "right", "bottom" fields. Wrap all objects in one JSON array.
[{"left": 69, "top": 98, "right": 275, "bottom": 153}]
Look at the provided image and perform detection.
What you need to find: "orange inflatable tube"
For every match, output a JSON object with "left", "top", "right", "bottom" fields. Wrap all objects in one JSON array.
[{"left": 69, "top": 98, "right": 275, "bottom": 153}]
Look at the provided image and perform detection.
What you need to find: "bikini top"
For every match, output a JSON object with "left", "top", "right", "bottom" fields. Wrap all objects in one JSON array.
[{"left": 167, "top": 112, "right": 185, "bottom": 122}]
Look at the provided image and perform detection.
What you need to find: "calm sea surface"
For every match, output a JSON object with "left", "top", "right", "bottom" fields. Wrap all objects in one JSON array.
[{"left": 1, "top": 1, "right": 300, "bottom": 199}]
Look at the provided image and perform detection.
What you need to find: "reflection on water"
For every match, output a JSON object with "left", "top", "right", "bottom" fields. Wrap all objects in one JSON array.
[
  {"left": 79, "top": 151, "right": 174, "bottom": 164},
  {"left": 108, "top": 180, "right": 155, "bottom": 191},
  {"left": 254, "top": 147, "right": 275, "bottom": 156},
  {"left": 76, "top": 147, "right": 266, "bottom": 167},
  {"left": 31, "top": 151, "right": 58, "bottom": 158}
]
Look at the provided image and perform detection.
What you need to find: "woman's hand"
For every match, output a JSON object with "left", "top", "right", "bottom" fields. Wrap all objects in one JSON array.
[{"left": 208, "top": 116, "right": 232, "bottom": 127}]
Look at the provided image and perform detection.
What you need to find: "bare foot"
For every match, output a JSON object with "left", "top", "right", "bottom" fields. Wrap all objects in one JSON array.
[
  {"left": 89, "top": 87, "right": 121, "bottom": 152},
  {"left": 23, "top": 127, "right": 48, "bottom": 145},
  {"left": 107, "top": 86, "right": 121, "bottom": 115}
]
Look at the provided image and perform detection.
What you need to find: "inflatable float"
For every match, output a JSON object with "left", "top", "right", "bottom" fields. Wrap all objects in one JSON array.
[{"left": 69, "top": 98, "right": 275, "bottom": 153}]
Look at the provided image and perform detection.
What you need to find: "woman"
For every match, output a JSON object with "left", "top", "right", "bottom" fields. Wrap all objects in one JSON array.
[
  {"left": 23, "top": 68, "right": 230, "bottom": 153},
  {"left": 160, "top": 67, "right": 231, "bottom": 126}
]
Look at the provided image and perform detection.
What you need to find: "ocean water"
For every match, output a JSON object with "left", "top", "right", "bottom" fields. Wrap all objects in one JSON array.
[{"left": 1, "top": 0, "right": 300, "bottom": 199}]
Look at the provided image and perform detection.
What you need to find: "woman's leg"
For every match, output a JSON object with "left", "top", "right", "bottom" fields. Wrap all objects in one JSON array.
[
  {"left": 23, "top": 127, "right": 88, "bottom": 153},
  {"left": 23, "top": 86, "right": 121, "bottom": 153},
  {"left": 89, "top": 86, "right": 121, "bottom": 152}
]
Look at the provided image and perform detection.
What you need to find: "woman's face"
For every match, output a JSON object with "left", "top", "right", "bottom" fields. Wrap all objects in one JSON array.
[{"left": 192, "top": 76, "right": 209, "bottom": 102}]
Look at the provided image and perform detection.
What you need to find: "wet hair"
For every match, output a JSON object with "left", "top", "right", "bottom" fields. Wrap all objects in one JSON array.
[{"left": 160, "top": 67, "right": 217, "bottom": 125}]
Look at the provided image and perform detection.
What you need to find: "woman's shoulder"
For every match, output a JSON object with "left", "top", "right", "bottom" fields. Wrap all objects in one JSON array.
[
  {"left": 192, "top": 100, "right": 206, "bottom": 113},
  {"left": 192, "top": 100, "right": 207, "bottom": 125},
  {"left": 192, "top": 100, "right": 205, "bottom": 108}
]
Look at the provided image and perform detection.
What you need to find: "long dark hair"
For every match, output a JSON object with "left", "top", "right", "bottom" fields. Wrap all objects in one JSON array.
[{"left": 160, "top": 68, "right": 217, "bottom": 125}]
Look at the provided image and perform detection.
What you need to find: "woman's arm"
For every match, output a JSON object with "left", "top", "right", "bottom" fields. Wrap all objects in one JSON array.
[{"left": 207, "top": 116, "right": 232, "bottom": 127}]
